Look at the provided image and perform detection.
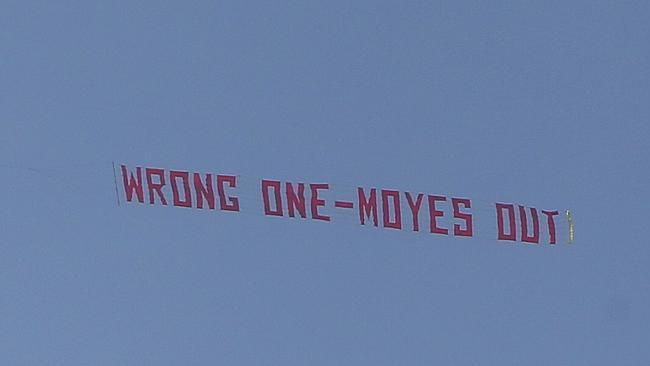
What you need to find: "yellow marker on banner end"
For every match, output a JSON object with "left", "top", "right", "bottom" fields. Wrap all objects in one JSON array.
[{"left": 565, "top": 210, "right": 574, "bottom": 244}]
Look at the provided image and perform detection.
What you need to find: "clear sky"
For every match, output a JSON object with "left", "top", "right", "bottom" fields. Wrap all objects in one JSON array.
[{"left": 1, "top": 1, "right": 649, "bottom": 365}]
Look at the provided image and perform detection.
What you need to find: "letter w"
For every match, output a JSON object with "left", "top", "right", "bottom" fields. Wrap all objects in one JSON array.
[{"left": 121, "top": 165, "right": 144, "bottom": 203}]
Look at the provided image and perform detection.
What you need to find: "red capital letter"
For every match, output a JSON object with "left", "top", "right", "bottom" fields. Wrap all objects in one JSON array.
[
  {"left": 496, "top": 203, "right": 516, "bottom": 241},
  {"left": 121, "top": 165, "right": 144, "bottom": 203},
  {"left": 542, "top": 210, "right": 559, "bottom": 244},
  {"left": 519, "top": 206, "right": 540, "bottom": 244},
  {"left": 146, "top": 168, "right": 167, "bottom": 205},
  {"left": 310, "top": 183, "right": 330, "bottom": 221},
  {"left": 170, "top": 170, "right": 192, "bottom": 208},
  {"left": 381, "top": 189, "right": 402, "bottom": 230},
  {"left": 262, "top": 180, "right": 283, "bottom": 216},
  {"left": 428, "top": 195, "right": 448, "bottom": 235},
  {"left": 217, "top": 175, "right": 240, "bottom": 212},
  {"left": 358, "top": 187, "right": 378, "bottom": 226},
  {"left": 193, "top": 173, "right": 215, "bottom": 210},
  {"left": 452, "top": 198, "right": 473, "bottom": 237},
  {"left": 405, "top": 192, "right": 424, "bottom": 232},
  {"left": 286, "top": 182, "right": 306, "bottom": 218}
]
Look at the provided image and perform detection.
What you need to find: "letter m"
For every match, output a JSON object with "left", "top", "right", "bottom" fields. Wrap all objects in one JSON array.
[{"left": 358, "top": 187, "right": 378, "bottom": 226}]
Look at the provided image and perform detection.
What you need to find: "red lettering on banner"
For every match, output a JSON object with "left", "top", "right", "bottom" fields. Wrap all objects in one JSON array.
[
  {"left": 121, "top": 165, "right": 144, "bottom": 203},
  {"left": 358, "top": 188, "right": 378, "bottom": 226},
  {"left": 496, "top": 203, "right": 516, "bottom": 241},
  {"left": 452, "top": 198, "right": 473, "bottom": 237},
  {"left": 193, "top": 173, "right": 215, "bottom": 210},
  {"left": 381, "top": 190, "right": 402, "bottom": 229},
  {"left": 405, "top": 192, "right": 424, "bottom": 232},
  {"left": 146, "top": 168, "right": 168, "bottom": 205},
  {"left": 170, "top": 170, "right": 192, "bottom": 208},
  {"left": 118, "top": 164, "right": 572, "bottom": 247},
  {"left": 286, "top": 182, "right": 307, "bottom": 218},
  {"left": 542, "top": 210, "right": 559, "bottom": 244},
  {"left": 310, "top": 184, "right": 330, "bottom": 221},
  {"left": 262, "top": 180, "right": 283, "bottom": 216},
  {"left": 217, "top": 175, "right": 240, "bottom": 212},
  {"left": 519, "top": 206, "right": 540, "bottom": 244},
  {"left": 428, "top": 195, "right": 448, "bottom": 235}
]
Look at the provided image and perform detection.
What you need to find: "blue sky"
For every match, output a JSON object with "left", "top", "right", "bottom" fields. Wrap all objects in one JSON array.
[{"left": 2, "top": 1, "right": 649, "bottom": 365}]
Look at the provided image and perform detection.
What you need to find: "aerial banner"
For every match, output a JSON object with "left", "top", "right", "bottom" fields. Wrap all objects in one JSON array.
[{"left": 115, "top": 163, "right": 575, "bottom": 246}]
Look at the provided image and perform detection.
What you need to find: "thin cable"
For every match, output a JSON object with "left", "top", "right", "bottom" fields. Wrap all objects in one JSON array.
[{"left": 112, "top": 161, "right": 121, "bottom": 207}]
